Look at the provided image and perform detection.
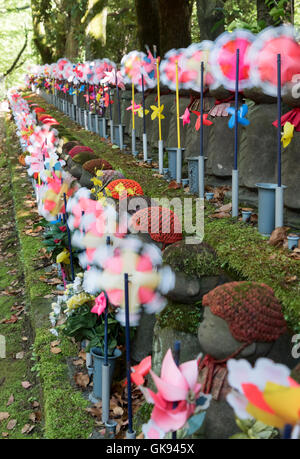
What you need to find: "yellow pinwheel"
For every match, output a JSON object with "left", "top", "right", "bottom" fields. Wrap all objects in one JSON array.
[
  {"left": 136, "top": 106, "right": 149, "bottom": 118},
  {"left": 281, "top": 122, "right": 294, "bottom": 148},
  {"left": 150, "top": 104, "right": 165, "bottom": 121}
]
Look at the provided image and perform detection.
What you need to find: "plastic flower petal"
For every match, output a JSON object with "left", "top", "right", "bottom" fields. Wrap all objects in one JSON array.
[
  {"left": 281, "top": 122, "right": 294, "bottom": 148},
  {"left": 227, "top": 358, "right": 300, "bottom": 429},
  {"left": 150, "top": 104, "right": 165, "bottom": 121},
  {"left": 131, "top": 355, "right": 152, "bottom": 386},
  {"left": 91, "top": 292, "right": 107, "bottom": 316},
  {"left": 180, "top": 108, "right": 191, "bottom": 126},
  {"left": 56, "top": 249, "right": 70, "bottom": 265}
]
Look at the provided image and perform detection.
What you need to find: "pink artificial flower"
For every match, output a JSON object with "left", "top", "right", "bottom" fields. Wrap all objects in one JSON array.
[
  {"left": 141, "top": 349, "right": 206, "bottom": 437},
  {"left": 180, "top": 107, "right": 191, "bottom": 126},
  {"left": 91, "top": 292, "right": 107, "bottom": 316}
]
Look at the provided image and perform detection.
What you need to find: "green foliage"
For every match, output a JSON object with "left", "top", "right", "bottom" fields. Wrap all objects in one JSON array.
[
  {"left": 62, "top": 306, "right": 123, "bottom": 356},
  {"left": 230, "top": 417, "right": 279, "bottom": 439},
  {"left": 157, "top": 300, "right": 203, "bottom": 335},
  {"left": 42, "top": 222, "right": 69, "bottom": 258},
  {"left": 0, "top": 0, "right": 37, "bottom": 99}
]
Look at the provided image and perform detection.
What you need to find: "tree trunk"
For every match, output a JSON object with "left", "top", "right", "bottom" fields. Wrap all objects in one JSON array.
[
  {"left": 134, "top": 0, "right": 160, "bottom": 53},
  {"left": 157, "top": 0, "right": 194, "bottom": 56},
  {"left": 196, "top": 0, "right": 226, "bottom": 41},
  {"left": 256, "top": 0, "right": 276, "bottom": 26},
  {"left": 85, "top": 0, "right": 108, "bottom": 60}
]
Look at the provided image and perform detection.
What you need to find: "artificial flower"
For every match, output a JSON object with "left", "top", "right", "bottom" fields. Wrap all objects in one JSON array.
[
  {"left": 91, "top": 292, "right": 107, "bottom": 316},
  {"left": 227, "top": 358, "right": 300, "bottom": 433},
  {"left": 150, "top": 105, "right": 165, "bottom": 121},
  {"left": 281, "top": 122, "right": 294, "bottom": 148},
  {"left": 56, "top": 249, "right": 70, "bottom": 264},
  {"left": 180, "top": 108, "right": 191, "bottom": 126}
]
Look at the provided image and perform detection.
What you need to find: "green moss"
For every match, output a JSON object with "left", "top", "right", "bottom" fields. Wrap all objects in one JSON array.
[
  {"left": 157, "top": 300, "right": 203, "bottom": 335},
  {"left": 133, "top": 403, "right": 152, "bottom": 435},
  {"left": 34, "top": 329, "right": 94, "bottom": 439},
  {"left": 163, "top": 242, "right": 221, "bottom": 277},
  {"left": 2, "top": 115, "right": 94, "bottom": 439}
]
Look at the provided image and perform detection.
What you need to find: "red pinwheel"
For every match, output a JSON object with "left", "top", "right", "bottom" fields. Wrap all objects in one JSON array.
[
  {"left": 248, "top": 26, "right": 300, "bottom": 97},
  {"left": 131, "top": 356, "right": 152, "bottom": 386},
  {"left": 191, "top": 111, "right": 213, "bottom": 131}
]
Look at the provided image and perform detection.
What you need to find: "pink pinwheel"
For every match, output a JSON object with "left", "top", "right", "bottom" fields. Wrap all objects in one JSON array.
[
  {"left": 91, "top": 292, "right": 107, "bottom": 316},
  {"left": 180, "top": 107, "right": 191, "bottom": 126},
  {"left": 101, "top": 68, "right": 125, "bottom": 89},
  {"left": 210, "top": 30, "right": 255, "bottom": 91},
  {"left": 248, "top": 26, "right": 300, "bottom": 97},
  {"left": 83, "top": 237, "right": 175, "bottom": 326},
  {"left": 126, "top": 101, "right": 141, "bottom": 113},
  {"left": 191, "top": 111, "right": 213, "bottom": 131},
  {"left": 141, "top": 349, "right": 211, "bottom": 438},
  {"left": 160, "top": 49, "right": 195, "bottom": 91},
  {"left": 121, "top": 50, "right": 156, "bottom": 90}
]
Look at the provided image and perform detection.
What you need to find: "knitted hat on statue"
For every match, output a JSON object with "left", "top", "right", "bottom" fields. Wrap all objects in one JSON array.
[{"left": 202, "top": 281, "right": 287, "bottom": 343}]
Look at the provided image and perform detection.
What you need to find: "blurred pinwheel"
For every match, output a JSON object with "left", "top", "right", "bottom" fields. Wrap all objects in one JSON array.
[
  {"left": 83, "top": 237, "right": 175, "bottom": 326},
  {"left": 210, "top": 30, "right": 255, "bottom": 91},
  {"left": 183, "top": 41, "right": 214, "bottom": 92},
  {"left": 160, "top": 48, "right": 191, "bottom": 91},
  {"left": 121, "top": 50, "right": 156, "bottom": 91},
  {"left": 42, "top": 171, "right": 78, "bottom": 220},
  {"left": 247, "top": 26, "right": 300, "bottom": 97},
  {"left": 227, "top": 104, "right": 250, "bottom": 128}
]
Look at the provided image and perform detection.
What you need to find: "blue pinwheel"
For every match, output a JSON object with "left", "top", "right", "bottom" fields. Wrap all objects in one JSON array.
[
  {"left": 227, "top": 104, "right": 250, "bottom": 129},
  {"left": 79, "top": 84, "right": 85, "bottom": 93}
]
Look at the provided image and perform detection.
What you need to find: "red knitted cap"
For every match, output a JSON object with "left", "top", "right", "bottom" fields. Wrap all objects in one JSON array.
[{"left": 202, "top": 281, "right": 287, "bottom": 343}]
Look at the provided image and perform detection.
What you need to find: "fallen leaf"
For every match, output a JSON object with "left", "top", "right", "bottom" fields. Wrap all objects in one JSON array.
[
  {"left": 74, "top": 372, "right": 89, "bottom": 388},
  {"left": 7, "top": 419, "right": 17, "bottom": 430},
  {"left": 113, "top": 406, "right": 124, "bottom": 417},
  {"left": 73, "top": 359, "right": 84, "bottom": 366},
  {"left": 6, "top": 395, "right": 14, "bottom": 407},
  {"left": 0, "top": 412, "right": 10, "bottom": 422},
  {"left": 15, "top": 351, "right": 24, "bottom": 360},
  {"left": 269, "top": 227, "right": 289, "bottom": 247},
  {"left": 210, "top": 212, "right": 231, "bottom": 219},
  {"left": 168, "top": 180, "right": 181, "bottom": 190},
  {"left": 216, "top": 203, "right": 232, "bottom": 213},
  {"left": 50, "top": 340, "right": 61, "bottom": 347},
  {"left": 50, "top": 347, "right": 62, "bottom": 354},
  {"left": 2, "top": 432, "right": 9, "bottom": 437},
  {"left": 21, "top": 381, "right": 32, "bottom": 389},
  {"left": 21, "top": 424, "right": 35, "bottom": 434}
]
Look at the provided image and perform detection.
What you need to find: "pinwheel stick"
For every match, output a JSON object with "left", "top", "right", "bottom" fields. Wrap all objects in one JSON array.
[
  {"left": 141, "top": 74, "right": 148, "bottom": 161},
  {"left": 157, "top": 57, "right": 164, "bottom": 174},
  {"left": 131, "top": 83, "right": 137, "bottom": 156},
  {"left": 124, "top": 273, "right": 136, "bottom": 438},
  {"left": 232, "top": 49, "right": 240, "bottom": 218},
  {"left": 275, "top": 53, "right": 284, "bottom": 228},
  {"left": 102, "top": 290, "right": 110, "bottom": 424},
  {"left": 175, "top": 61, "right": 181, "bottom": 149},
  {"left": 63, "top": 193, "right": 75, "bottom": 281},
  {"left": 172, "top": 340, "right": 181, "bottom": 440},
  {"left": 199, "top": 61, "right": 205, "bottom": 199}
]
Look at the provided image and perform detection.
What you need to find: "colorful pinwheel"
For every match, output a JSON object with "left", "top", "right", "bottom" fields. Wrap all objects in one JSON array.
[
  {"left": 227, "top": 104, "right": 250, "bottom": 128},
  {"left": 191, "top": 111, "right": 213, "bottom": 131},
  {"left": 227, "top": 358, "right": 300, "bottom": 438},
  {"left": 210, "top": 30, "right": 255, "bottom": 91},
  {"left": 281, "top": 122, "right": 294, "bottom": 148},
  {"left": 248, "top": 26, "right": 300, "bottom": 97},
  {"left": 150, "top": 104, "right": 165, "bottom": 121},
  {"left": 83, "top": 237, "right": 175, "bottom": 326}
]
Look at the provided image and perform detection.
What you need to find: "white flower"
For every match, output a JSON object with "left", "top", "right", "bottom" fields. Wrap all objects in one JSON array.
[{"left": 50, "top": 328, "right": 59, "bottom": 337}]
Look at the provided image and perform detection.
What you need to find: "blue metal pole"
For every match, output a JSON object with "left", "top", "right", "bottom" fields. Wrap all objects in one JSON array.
[
  {"left": 63, "top": 192, "right": 75, "bottom": 281},
  {"left": 124, "top": 273, "right": 133, "bottom": 434},
  {"left": 200, "top": 62, "right": 204, "bottom": 157},
  {"left": 172, "top": 340, "right": 181, "bottom": 440},
  {"left": 234, "top": 49, "right": 240, "bottom": 171},
  {"left": 277, "top": 54, "right": 282, "bottom": 188},
  {"left": 141, "top": 74, "right": 146, "bottom": 135}
]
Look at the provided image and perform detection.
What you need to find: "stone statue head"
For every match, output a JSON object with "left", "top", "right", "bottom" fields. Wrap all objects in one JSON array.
[{"left": 198, "top": 282, "right": 287, "bottom": 361}]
